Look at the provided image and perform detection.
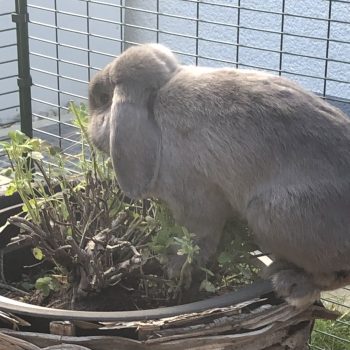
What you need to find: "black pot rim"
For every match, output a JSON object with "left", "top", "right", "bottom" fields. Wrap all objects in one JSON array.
[{"left": 0, "top": 279, "right": 272, "bottom": 322}]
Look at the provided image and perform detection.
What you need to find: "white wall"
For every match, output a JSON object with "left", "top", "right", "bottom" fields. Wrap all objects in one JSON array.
[{"left": 0, "top": 0, "right": 349, "bottom": 125}]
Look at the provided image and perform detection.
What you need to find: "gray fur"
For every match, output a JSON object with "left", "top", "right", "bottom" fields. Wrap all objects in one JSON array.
[{"left": 88, "top": 43, "right": 350, "bottom": 307}]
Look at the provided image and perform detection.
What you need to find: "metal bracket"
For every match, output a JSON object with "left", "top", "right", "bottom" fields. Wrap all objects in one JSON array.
[
  {"left": 17, "top": 76, "right": 33, "bottom": 88},
  {"left": 11, "top": 12, "right": 29, "bottom": 24}
]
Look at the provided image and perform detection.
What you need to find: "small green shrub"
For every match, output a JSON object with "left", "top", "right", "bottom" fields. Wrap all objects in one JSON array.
[
  {"left": 0, "top": 103, "right": 157, "bottom": 303},
  {"left": 0, "top": 102, "right": 258, "bottom": 308}
]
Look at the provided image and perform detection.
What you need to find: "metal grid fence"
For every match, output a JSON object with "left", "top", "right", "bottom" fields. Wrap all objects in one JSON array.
[
  {"left": 2, "top": 1, "right": 350, "bottom": 146},
  {"left": 0, "top": 2, "right": 19, "bottom": 139},
  {"left": 0, "top": 0, "right": 349, "bottom": 348}
]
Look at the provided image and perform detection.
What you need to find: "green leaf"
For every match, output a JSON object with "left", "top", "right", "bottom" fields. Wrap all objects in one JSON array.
[
  {"left": 173, "top": 236, "right": 185, "bottom": 245},
  {"left": 8, "top": 130, "right": 27, "bottom": 144},
  {"left": 238, "top": 265, "right": 253, "bottom": 279},
  {"left": 35, "top": 276, "right": 60, "bottom": 296},
  {"left": 35, "top": 276, "right": 51, "bottom": 286},
  {"left": 200, "top": 267, "right": 215, "bottom": 277},
  {"left": 5, "top": 182, "right": 17, "bottom": 196},
  {"left": 48, "top": 145, "right": 61, "bottom": 156},
  {"left": 19, "top": 144, "right": 33, "bottom": 153},
  {"left": 48, "top": 277, "right": 60, "bottom": 292},
  {"left": 41, "top": 284, "right": 51, "bottom": 297},
  {"left": 0, "top": 141, "right": 10, "bottom": 149},
  {"left": 22, "top": 198, "right": 37, "bottom": 213},
  {"left": 181, "top": 226, "right": 190, "bottom": 237},
  {"left": 199, "top": 279, "right": 216, "bottom": 293},
  {"left": 21, "top": 282, "right": 34, "bottom": 291},
  {"left": 35, "top": 276, "right": 52, "bottom": 296},
  {"left": 66, "top": 227, "right": 73, "bottom": 236},
  {"left": 73, "top": 182, "right": 85, "bottom": 192},
  {"left": 218, "top": 252, "right": 233, "bottom": 265},
  {"left": 132, "top": 212, "right": 140, "bottom": 219},
  {"left": 33, "top": 247, "right": 44, "bottom": 261},
  {"left": 176, "top": 249, "right": 185, "bottom": 256},
  {"left": 27, "top": 138, "right": 45, "bottom": 151},
  {"left": 0, "top": 167, "right": 13, "bottom": 177},
  {"left": 30, "top": 151, "right": 44, "bottom": 160}
]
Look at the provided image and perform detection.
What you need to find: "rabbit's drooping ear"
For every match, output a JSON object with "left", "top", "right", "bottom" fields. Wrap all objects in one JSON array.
[
  {"left": 109, "top": 98, "right": 161, "bottom": 199},
  {"left": 105, "top": 44, "right": 179, "bottom": 198}
]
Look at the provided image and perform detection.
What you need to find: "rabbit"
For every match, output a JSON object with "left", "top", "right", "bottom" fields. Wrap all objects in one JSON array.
[{"left": 88, "top": 43, "right": 350, "bottom": 308}]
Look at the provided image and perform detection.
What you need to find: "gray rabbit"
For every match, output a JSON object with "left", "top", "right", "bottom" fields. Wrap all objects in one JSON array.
[{"left": 88, "top": 43, "right": 350, "bottom": 307}]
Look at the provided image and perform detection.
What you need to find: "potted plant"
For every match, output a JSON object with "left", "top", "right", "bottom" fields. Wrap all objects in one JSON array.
[{"left": 0, "top": 103, "right": 338, "bottom": 349}]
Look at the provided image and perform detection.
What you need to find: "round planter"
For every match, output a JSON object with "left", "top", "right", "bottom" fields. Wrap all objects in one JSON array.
[
  {"left": 0, "top": 190, "right": 338, "bottom": 349},
  {"left": 0, "top": 280, "right": 338, "bottom": 350}
]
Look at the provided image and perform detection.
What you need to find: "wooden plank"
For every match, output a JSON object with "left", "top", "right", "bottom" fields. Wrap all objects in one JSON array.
[
  {"left": 0, "top": 301, "right": 336, "bottom": 350},
  {"left": 49, "top": 321, "right": 76, "bottom": 336},
  {"left": 100, "top": 298, "right": 263, "bottom": 330},
  {"left": 0, "top": 330, "right": 146, "bottom": 350},
  {"left": 0, "top": 315, "right": 313, "bottom": 350},
  {"left": 43, "top": 346, "right": 92, "bottom": 350},
  {"left": 0, "top": 332, "right": 41, "bottom": 350}
]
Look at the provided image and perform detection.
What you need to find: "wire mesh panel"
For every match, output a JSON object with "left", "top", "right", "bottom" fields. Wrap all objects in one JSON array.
[
  {"left": 27, "top": 0, "right": 122, "bottom": 153},
  {"left": 0, "top": 2, "right": 20, "bottom": 169},
  {"left": 311, "top": 287, "right": 350, "bottom": 349},
  {"left": 0, "top": 3, "right": 20, "bottom": 132},
  {"left": 25, "top": 0, "right": 350, "bottom": 152},
  {"left": 1, "top": 0, "right": 350, "bottom": 347}
]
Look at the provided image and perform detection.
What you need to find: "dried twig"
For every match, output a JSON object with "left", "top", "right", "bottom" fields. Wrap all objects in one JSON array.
[
  {"left": 0, "top": 282, "right": 29, "bottom": 296},
  {"left": 0, "top": 250, "right": 6, "bottom": 283}
]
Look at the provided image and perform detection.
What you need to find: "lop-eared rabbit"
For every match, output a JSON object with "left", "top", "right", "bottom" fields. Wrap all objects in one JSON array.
[{"left": 88, "top": 43, "right": 350, "bottom": 307}]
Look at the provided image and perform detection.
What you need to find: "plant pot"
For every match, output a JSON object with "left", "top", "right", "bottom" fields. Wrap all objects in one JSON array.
[
  {"left": 0, "top": 189, "right": 339, "bottom": 349},
  {"left": 0, "top": 281, "right": 338, "bottom": 350}
]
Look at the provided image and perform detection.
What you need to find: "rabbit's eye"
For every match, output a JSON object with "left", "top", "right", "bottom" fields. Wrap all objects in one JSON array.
[{"left": 100, "top": 93, "right": 110, "bottom": 105}]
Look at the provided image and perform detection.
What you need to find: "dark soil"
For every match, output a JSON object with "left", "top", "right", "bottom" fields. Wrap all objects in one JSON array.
[{"left": 0, "top": 251, "right": 248, "bottom": 312}]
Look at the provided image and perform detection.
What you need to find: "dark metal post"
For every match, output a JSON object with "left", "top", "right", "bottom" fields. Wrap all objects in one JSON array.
[
  {"left": 12, "top": 0, "right": 33, "bottom": 138},
  {"left": 323, "top": 0, "right": 333, "bottom": 99},
  {"left": 54, "top": 0, "right": 62, "bottom": 148},
  {"left": 235, "top": 0, "right": 241, "bottom": 69},
  {"left": 279, "top": 0, "right": 286, "bottom": 76},
  {"left": 195, "top": 0, "right": 200, "bottom": 66},
  {"left": 156, "top": 0, "right": 160, "bottom": 44}
]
